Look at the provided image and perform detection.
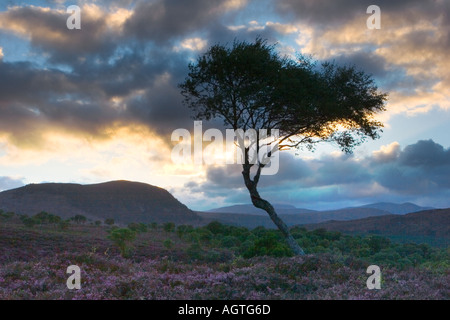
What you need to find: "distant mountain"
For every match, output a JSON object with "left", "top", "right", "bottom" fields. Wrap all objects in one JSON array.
[
  {"left": 304, "top": 208, "right": 449, "bottom": 242},
  {"left": 359, "top": 202, "right": 434, "bottom": 214},
  {"left": 209, "top": 204, "right": 316, "bottom": 215},
  {"left": 201, "top": 201, "right": 439, "bottom": 230},
  {"left": 198, "top": 207, "right": 392, "bottom": 229},
  {"left": 0, "top": 181, "right": 202, "bottom": 225},
  {"left": 208, "top": 202, "right": 434, "bottom": 217}
]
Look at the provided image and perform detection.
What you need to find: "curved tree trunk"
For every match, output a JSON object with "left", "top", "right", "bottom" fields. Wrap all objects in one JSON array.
[{"left": 242, "top": 163, "right": 305, "bottom": 256}]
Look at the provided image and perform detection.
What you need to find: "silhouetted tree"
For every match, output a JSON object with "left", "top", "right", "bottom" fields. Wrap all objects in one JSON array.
[
  {"left": 109, "top": 228, "right": 136, "bottom": 257},
  {"left": 163, "top": 222, "right": 175, "bottom": 233},
  {"left": 104, "top": 218, "right": 115, "bottom": 226},
  {"left": 179, "top": 38, "right": 387, "bottom": 255},
  {"left": 71, "top": 214, "right": 87, "bottom": 224}
]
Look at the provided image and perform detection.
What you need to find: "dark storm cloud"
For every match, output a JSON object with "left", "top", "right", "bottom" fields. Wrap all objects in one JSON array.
[
  {"left": 124, "top": 0, "right": 247, "bottom": 43},
  {"left": 333, "top": 51, "right": 391, "bottom": 78},
  {"left": 0, "top": 5, "right": 117, "bottom": 65},
  {"left": 375, "top": 140, "right": 450, "bottom": 194},
  {"left": 275, "top": 0, "right": 445, "bottom": 27},
  {"left": 0, "top": 53, "right": 193, "bottom": 144},
  {"left": 0, "top": 60, "right": 121, "bottom": 144},
  {"left": 0, "top": 2, "right": 261, "bottom": 144},
  {"left": 399, "top": 139, "right": 450, "bottom": 167}
]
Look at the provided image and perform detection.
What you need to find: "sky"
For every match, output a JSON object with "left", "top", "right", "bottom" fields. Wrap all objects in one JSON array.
[{"left": 0, "top": 0, "right": 449, "bottom": 211}]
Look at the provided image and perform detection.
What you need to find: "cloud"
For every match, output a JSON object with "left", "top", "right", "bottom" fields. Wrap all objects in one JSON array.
[
  {"left": 275, "top": 0, "right": 450, "bottom": 118},
  {"left": 276, "top": 0, "right": 437, "bottom": 28},
  {"left": 0, "top": 1, "right": 449, "bottom": 211},
  {"left": 372, "top": 141, "right": 400, "bottom": 163},
  {"left": 182, "top": 140, "right": 450, "bottom": 209},
  {"left": 0, "top": 4, "right": 121, "bottom": 65},
  {"left": 124, "top": 0, "right": 248, "bottom": 43},
  {"left": 0, "top": 176, "right": 24, "bottom": 191},
  {"left": 399, "top": 139, "right": 450, "bottom": 167},
  {"left": 174, "top": 37, "right": 208, "bottom": 52}
]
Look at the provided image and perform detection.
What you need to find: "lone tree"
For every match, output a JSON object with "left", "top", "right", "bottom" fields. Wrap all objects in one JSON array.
[{"left": 179, "top": 38, "right": 387, "bottom": 255}]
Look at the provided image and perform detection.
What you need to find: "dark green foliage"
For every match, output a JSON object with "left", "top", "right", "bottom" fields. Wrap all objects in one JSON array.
[
  {"left": 128, "top": 222, "right": 148, "bottom": 233},
  {"left": 108, "top": 228, "right": 136, "bottom": 258},
  {"left": 149, "top": 222, "right": 158, "bottom": 230},
  {"left": 163, "top": 222, "right": 175, "bottom": 233},
  {"left": 290, "top": 226, "right": 308, "bottom": 239},
  {"left": 0, "top": 211, "right": 15, "bottom": 219},
  {"left": 163, "top": 239, "right": 174, "bottom": 249},
  {"left": 249, "top": 228, "right": 292, "bottom": 257},
  {"left": 58, "top": 220, "right": 70, "bottom": 230},
  {"left": 19, "top": 211, "right": 62, "bottom": 227},
  {"left": 95, "top": 220, "right": 102, "bottom": 226},
  {"left": 186, "top": 243, "right": 204, "bottom": 261},
  {"left": 104, "top": 218, "right": 115, "bottom": 225},
  {"left": 366, "top": 235, "right": 391, "bottom": 254},
  {"left": 196, "top": 228, "right": 213, "bottom": 243},
  {"left": 32, "top": 211, "right": 61, "bottom": 224},
  {"left": 220, "top": 236, "right": 240, "bottom": 248},
  {"left": 174, "top": 220, "right": 447, "bottom": 270},
  {"left": 176, "top": 224, "right": 194, "bottom": 239},
  {"left": 205, "top": 221, "right": 228, "bottom": 235},
  {"left": 71, "top": 215, "right": 87, "bottom": 224},
  {"left": 22, "top": 217, "right": 37, "bottom": 228}
]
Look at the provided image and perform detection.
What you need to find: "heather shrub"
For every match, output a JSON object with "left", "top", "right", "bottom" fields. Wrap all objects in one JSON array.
[
  {"left": 0, "top": 215, "right": 448, "bottom": 300},
  {"left": 205, "top": 248, "right": 234, "bottom": 263},
  {"left": 163, "top": 239, "right": 174, "bottom": 249},
  {"left": 186, "top": 242, "right": 205, "bottom": 261},
  {"left": 58, "top": 220, "right": 70, "bottom": 230},
  {"left": 176, "top": 224, "right": 194, "bottom": 239}
]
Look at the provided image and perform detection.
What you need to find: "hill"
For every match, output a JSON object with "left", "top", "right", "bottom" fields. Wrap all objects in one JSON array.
[
  {"left": 198, "top": 207, "right": 391, "bottom": 229},
  {"left": 0, "top": 181, "right": 202, "bottom": 225},
  {"left": 359, "top": 202, "right": 434, "bottom": 214},
  {"left": 305, "top": 208, "right": 449, "bottom": 246},
  {"left": 208, "top": 204, "right": 316, "bottom": 215},
  {"left": 208, "top": 202, "right": 433, "bottom": 216}
]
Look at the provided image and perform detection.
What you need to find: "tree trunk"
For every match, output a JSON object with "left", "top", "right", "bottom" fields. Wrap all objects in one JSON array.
[{"left": 242, "top": 164, "right": 305, "bottom": 256}]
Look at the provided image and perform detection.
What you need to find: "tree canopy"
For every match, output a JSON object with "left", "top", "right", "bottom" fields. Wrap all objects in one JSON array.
[{"left": 180, "top": 38, "right": 387, "bottom": 153}]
